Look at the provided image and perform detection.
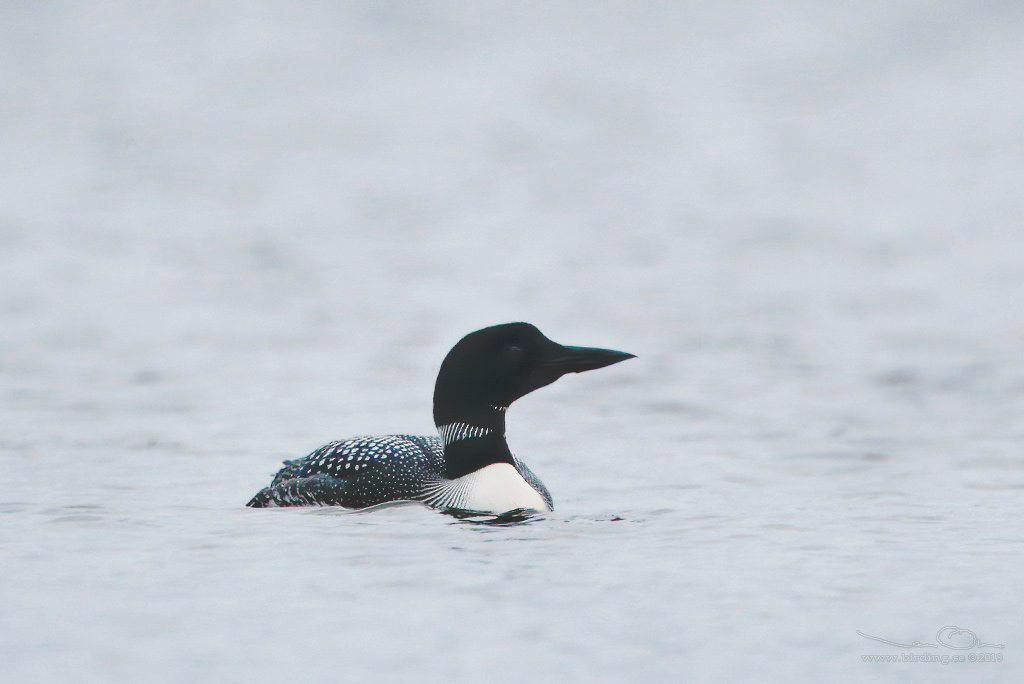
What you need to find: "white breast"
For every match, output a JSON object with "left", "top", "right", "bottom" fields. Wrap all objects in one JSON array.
[{"left": 424, "top": 463, "right": 551, "bottom": 514}]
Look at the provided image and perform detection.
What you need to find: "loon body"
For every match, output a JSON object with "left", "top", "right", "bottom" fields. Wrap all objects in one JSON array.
[{"left": 247, "top": 322, "right": 634, "bottom": 515}]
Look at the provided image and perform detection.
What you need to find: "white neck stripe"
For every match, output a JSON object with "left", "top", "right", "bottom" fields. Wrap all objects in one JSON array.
[{"left": 437, "top": 422, "right": 493, "bottom": 447}]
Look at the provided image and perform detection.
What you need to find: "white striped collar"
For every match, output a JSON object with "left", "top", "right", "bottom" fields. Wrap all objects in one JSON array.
[{"left": 436, "top": 422, "right": 493, "bottom": 447}]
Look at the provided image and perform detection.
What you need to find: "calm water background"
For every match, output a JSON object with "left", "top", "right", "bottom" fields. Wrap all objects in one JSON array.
[{"left": 2, "top": 3, "right": 1023, "bottom": 682}]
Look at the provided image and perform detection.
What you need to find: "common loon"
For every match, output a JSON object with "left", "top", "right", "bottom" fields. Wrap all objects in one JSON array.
[{"left": 246, "top": 322, "right": 634, "bottom": 515}]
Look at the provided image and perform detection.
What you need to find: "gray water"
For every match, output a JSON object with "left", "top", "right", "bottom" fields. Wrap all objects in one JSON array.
[{"left": 2, "top": 3, "right": 1023, "bottom": 682}]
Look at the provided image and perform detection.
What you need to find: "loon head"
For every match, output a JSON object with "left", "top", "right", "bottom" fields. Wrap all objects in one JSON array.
[{"left": 433, "top": 322, "right": 635, "bottom": 430}]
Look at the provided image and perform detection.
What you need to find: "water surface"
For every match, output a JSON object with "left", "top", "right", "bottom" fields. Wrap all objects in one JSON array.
[{"left": 2, "top": 3, "right": 1023, "bottom": 682}]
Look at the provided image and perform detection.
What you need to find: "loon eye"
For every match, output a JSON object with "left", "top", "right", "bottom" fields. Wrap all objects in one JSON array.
[{"left": 503, "top": 344, "right": 524, "bottom": 361}]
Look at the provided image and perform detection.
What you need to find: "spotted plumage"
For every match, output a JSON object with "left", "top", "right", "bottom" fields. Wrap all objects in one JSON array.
[
  {"left": 247, "top": 322, "right": 634, "bottom": 515},
  {"left": 247, "top": 433, "right": 553, "bottom": 510}
]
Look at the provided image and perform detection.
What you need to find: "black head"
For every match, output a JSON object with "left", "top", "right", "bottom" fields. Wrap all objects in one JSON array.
[{"left": 432, "top": 322, "right": 635, "bottom": 426}]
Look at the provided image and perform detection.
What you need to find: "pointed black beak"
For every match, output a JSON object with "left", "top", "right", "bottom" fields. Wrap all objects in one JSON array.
[{"left": 538, "top": 345, "right": 636, "bottom": 374}]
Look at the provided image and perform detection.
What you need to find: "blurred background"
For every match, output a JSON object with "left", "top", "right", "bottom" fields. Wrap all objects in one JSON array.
[
  {"left": 2, "top": 2, "right": 1023, "bottom": 439},
  {"left": 1, "top": 2, "right": 1023, "bottom": 682}
]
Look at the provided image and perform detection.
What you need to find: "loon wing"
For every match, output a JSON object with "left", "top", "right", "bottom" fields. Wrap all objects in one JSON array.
[
  {"left": 247, "top": 435, "right": 444, "bottom": 509},
  {"left": 248, "top": 442, "right": 353, "bottom": 507},
  {"left": 247, "top": 472, "right": 348, "bottom": 507}
]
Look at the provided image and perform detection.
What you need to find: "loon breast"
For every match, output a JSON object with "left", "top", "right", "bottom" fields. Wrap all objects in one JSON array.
[{"left": 422, "top": 463, "right": 552, "bottom": 514}]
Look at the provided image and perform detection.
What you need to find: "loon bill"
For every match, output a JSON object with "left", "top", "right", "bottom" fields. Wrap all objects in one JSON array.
[{"left": 246, "top": 322, "right": 635, "bottom": 515}]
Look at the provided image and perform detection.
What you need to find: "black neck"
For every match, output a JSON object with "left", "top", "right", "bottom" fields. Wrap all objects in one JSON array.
[
  {"left": 440, "top": 432, "right": 512, "bottom": 479},
  {"left": 435, "top": 405, "right": 511, "bottom": 479}
]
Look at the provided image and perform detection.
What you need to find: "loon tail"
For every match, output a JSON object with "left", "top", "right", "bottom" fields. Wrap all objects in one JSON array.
[{"left": 270, "top": 459, "right": 306, "bottom": 487}]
